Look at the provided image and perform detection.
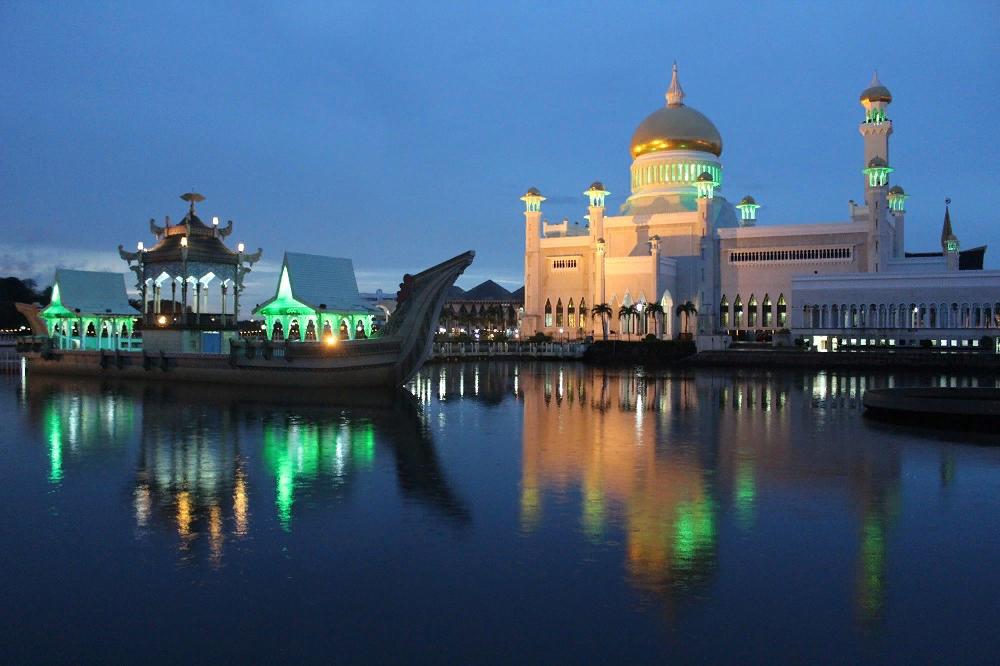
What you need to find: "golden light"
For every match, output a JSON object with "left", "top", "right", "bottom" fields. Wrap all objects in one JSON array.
[
  {"left": 157, "top": 315, "right": 167, "bottom": 325},
  {"left": 324, "top": 334, "right": 337, "bottom": 345}
]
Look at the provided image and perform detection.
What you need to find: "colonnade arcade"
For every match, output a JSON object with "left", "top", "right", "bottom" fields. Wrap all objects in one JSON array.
[
  {"left": 800, "top": 301, "right": 1000, "bottom": 331},
  {"left": 260, "top": 312, "right": 374, "bottom": 342},
  {"left": 46, "top": 316, "right": 138, "bottom": 351},
  {"left": 719, "top": 294, "right": 787, "bottom": 330},
  {"left": 144, "top": 270, "right": 236, "bottom": 323}
]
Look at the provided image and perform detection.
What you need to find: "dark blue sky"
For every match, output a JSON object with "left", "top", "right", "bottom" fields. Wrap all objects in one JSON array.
[{"left": 2, "top": 1, "right": 997, "bottom": 305}]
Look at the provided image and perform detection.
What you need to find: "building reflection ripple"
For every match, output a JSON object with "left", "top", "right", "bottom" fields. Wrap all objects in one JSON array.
[{"left": 22, "top": 377, "right": 469, "bottom": 567}]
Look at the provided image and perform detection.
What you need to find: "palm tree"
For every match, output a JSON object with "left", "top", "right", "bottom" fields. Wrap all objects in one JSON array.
[
  {"left": 645, "top": 302, "right": 665, "bottom": 339},
  {"left": 676, "top": 300, "right": 698, "bottom": 337},
  {"left": 618, "top": 304, "right": 638, "bottom": 341},
  {"left": 591, "top": 303, "right": 613, "bottom": 341}
]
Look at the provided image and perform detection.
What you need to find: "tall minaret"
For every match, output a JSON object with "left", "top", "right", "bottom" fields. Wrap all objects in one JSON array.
[
  {"left": 859, "top": 71, "right": 893, "bottom": 194},
  {"left": 585, "top": 182, "right": 609, "bottom": 311},
  {"left": 521, "top": 187, "right": 545, "bottom": 334}
]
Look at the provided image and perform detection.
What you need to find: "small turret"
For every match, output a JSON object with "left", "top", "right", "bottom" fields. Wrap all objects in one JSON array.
[
  {"left": 941, "top": 199, "right": 960, "bottom": 271},
  {"left": 736, "top": 194, "right": 760, "bottom": 227}
]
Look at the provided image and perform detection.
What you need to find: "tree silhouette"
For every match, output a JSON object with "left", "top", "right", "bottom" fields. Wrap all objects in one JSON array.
[
  {"left": 676, "top": 300, "right": 698, "bottom": 336},
  {"left": 618, "top": 304, "right": 638, "bottom": 341},
  {"left": 645, "top": 302, "right": 664, "bottom": 338},
  {"left": 591, "top": 303, "right": 613, "bottom": 341}
]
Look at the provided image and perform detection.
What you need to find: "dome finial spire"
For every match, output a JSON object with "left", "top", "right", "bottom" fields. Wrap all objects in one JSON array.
[
  {"left": 870, "top": 69, "right": 881, "bottom": 87},
  {"left": 665, "top": 61, "right": 685, "bottom": 107}
]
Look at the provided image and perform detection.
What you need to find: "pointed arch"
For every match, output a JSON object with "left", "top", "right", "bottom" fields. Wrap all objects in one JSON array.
[
  {"left": 720, "top": 295, "right": 729, "bottom": 329},
  {"left": 555, "top": 298, "right": 563, "bottom": 327},
  {"left": 762, "top": 294, "right": 772, "bottom": 328},
  {"left": 544, "top": 299, "right": 552, "bottom": 327},
  {"left": 748, "top": 294, "right": 758, "bottom": 328},
  {"left": 777, "top": 294, "right": 787, "bottom": 328},
  {"left": 567, "top": 298, "right": 576, "bottom": 328}
]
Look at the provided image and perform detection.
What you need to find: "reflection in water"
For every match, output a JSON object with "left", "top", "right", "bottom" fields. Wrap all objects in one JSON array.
[
  {"left": 30, "top": 381, "right": 137, "bottom": 483},
  {"left": 22, "top": 377, "right": 469, "bottom": 566},
  {"left": 410, "top": 362, "right": 996, "bottom": 628}
]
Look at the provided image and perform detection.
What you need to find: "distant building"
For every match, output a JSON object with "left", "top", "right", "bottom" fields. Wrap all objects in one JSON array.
[
  {"left": 521, "top": 66, "right": 997, "bottom": 347},
  {"left": 442, "top": 279, "right": 524, "bottom": 335}
]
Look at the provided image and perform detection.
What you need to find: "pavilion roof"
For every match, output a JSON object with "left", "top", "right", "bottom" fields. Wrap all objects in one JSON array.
[
  {"left": 42, "top": 269, "right": 139, "bottom": 317},
  {"left": 254, "top": 252, "right": 373, "bottom": 315}
]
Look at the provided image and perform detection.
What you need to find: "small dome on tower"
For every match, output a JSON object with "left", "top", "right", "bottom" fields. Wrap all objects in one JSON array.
[
  {"left": 860, "top": 71, "right": 892, "bottom": 104},
  {"left": 867, "top": 156, "right": 888, "bottom": 168},
  {"left": 525, "top": 187, "right": 541, "bottom": 196},
  {"left": 589, "top": 182, "right": 605, "bottom": 191},
  {"left": 696, "top": 171, "right": 714, "bottom": 182},
  {"left": 740, "top": 195, "right": 756, "bottom": 205},
  {"left": 888, "top": 185, "right": 905, "bottom": 195}
]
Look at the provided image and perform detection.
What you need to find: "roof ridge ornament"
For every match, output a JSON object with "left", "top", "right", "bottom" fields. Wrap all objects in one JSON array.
[
  {"left": 180, "top": 192, "right": 205, "bottom": 216},
  {"left": 869, "top": 69, "right": 881, "bottom": 88},
  {"left": 665, "top": 61, "right": 685, "bottom": 107}
]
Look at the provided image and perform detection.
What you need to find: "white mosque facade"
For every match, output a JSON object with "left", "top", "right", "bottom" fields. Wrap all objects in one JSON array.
[{"left": 521, "top": 66, "right": 997, "bottom": 349}]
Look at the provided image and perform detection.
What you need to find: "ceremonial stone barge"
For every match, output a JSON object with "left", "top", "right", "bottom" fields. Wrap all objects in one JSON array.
[{"left": 18, "top": 194, "right": 474, "bottom": 388}]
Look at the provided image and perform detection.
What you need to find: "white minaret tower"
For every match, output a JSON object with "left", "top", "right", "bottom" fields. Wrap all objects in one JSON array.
[
  {"left": 521, "top": 187, "right": 545, "bottom": 335},
  {"left": 859, "top": 71, "right": 893, "bottom": 194}
]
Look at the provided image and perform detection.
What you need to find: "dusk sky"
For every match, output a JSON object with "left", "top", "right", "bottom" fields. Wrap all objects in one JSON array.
[{"left": 2, "top": 1, "right": 997, "bottom": 308}]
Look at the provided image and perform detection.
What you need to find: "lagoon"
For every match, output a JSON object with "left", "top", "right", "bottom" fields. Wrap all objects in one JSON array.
[{"left": 2, "top": 363, "right": 998, "bottom": 663}]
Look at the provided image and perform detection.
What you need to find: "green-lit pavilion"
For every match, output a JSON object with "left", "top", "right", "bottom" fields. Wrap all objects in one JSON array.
[
  {"left": 254, "top": 252, "right": 375, "bottom": 341},
  {"left": 38, "top": 269, "right": 140, "bottom": 350}
]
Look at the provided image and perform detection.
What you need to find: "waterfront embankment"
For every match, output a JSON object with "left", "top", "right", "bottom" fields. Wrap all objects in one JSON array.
[{"left": 688, "top": 348, "right": 1000, "bottom": 371}]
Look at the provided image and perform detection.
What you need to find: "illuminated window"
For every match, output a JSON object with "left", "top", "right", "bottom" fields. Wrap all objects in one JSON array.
[
  {"left": 777, "top": 295, "right": 787, "bottom": 327},
  {"left": 555, "top": 298, "right": 564, "bottom": 327},
  {"left": 734, "top": 295, "right": 743, "bottom": 329},
  {"left": 720, "top": 296, "right": 729, "bottom": 328},
  {"left": 579, "top": 298, "right": 587, "bottom": 327},
  {"left": 763, "top": 295, "right": 772, "bottom": 328},
  {"left": 544, "top": 299, "right": 552, "bottom": 327},
  {"left": 748, "top": 295, "right": 757, "bottom": 328}
]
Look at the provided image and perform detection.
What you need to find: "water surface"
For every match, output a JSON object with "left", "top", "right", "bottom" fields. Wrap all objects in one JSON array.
[{"left": 2, "top": 363, "right": 998, "bottom": 663}]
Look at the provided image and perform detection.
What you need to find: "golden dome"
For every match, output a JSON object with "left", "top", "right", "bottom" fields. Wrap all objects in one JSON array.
[
  {"left": 860, "top": 71, "right": 892, "bottom": 104},
  {"left": 630, "top": 64, "right": 722, "bottom": 159}
]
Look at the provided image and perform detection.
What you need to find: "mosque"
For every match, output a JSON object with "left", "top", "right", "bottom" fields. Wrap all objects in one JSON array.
[{"left": 521, "top": 66, "right": 997, "bottom": 349}]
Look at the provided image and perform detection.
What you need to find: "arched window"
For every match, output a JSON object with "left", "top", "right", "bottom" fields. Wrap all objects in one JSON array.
[
  {"left": 356, "top": 319, "right": 367, "bottom": 339},
  {"left": 579, "top": 298, "right": 587, "bottom": 327},
  {"left": 777, "top": 295, "right": 787, "bottom": 328},
  {"left": 305, "top": 320, "right": 317, "bottom": 341},
  {"left": 555, "top": 298, "right": 564, "bottom": 327},
  {"left": 339, "top": 320, "right": 350, "bottom": 340},
  {"left": 762, "top": 294, "right": 772, "bottom": 328},
  {"left": 734, "top": 295, "right": 744, "bottom": 329},
  {"left": 288, "top": 320, "right": 301, "bottom": 341},
  {"left": 544, "top": 299, "right": 553, "bottom": 327},
  {"left": 720, "top": 296, "right": 729, "bottom": 329},
  {"left": 272, "top": 321, "right": 284, "bottom": 341},
  {"left": 748, "top": 295, "right": 758, "bottom": 328},
  {"left": 568, "top": 298, "right": 576, "bottom": 328}
]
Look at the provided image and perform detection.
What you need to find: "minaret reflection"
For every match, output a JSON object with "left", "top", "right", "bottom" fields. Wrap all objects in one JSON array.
[
  {"left": 515, "top": 363, "right": 905, "bottom": 624},
  {"left": 521, "top": 366, "right": 718, "bottom": 609}
]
